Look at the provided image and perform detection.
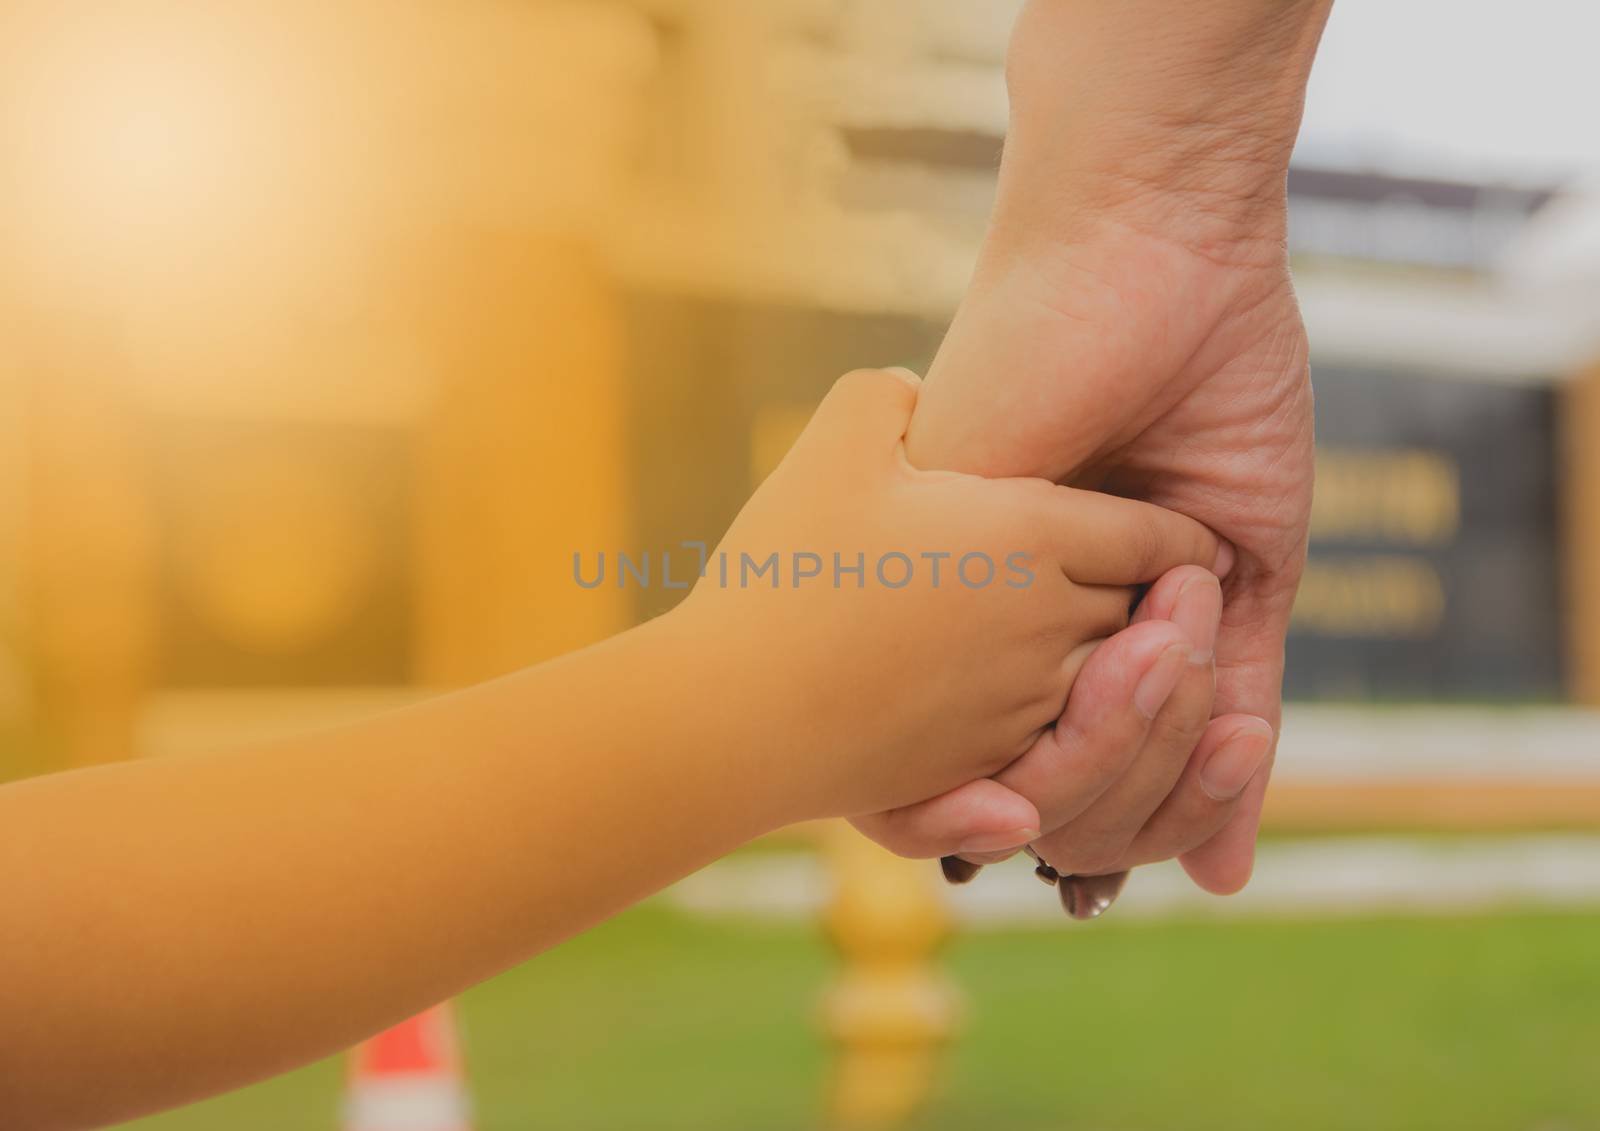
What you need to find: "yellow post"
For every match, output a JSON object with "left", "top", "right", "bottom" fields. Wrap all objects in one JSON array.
[
  {"left": 822, "top": 823, "right": 962, "bottom": 1129},
  {"left": 1565, "top": 364, "right": 1600, "bottom": 705}
]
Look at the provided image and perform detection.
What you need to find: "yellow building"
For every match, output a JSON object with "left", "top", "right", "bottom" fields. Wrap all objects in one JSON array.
[
  {"left": 3, "top": 6, "right": 1598, "bottom": 1127},
  {"left": 4, "top": 0, "right": 1600, "bottom": 798}
]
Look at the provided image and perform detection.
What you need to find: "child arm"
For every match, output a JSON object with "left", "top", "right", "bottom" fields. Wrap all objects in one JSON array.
[{"left": 0, "top": 370, "right": 1218, "bottom": 1129}]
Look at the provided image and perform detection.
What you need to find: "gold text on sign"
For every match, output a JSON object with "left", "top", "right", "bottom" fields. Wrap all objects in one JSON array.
[
  {"left": 1292, "top": 555, "right": 1447, "bottom": 638},
  {"left": 1311, "top": 449, "right": 1460, "bottom": 546}
]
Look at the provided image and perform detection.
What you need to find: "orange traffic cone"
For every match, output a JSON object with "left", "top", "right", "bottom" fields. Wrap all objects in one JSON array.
[{"left": 344, "top": 1003, "right": 472, "bottom": 1131}]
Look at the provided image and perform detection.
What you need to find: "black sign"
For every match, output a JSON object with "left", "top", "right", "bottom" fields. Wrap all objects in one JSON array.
[
  {"left": 625, "top": 298, "right": 1568, "bottom": 703},
  {"left": 1287, "top": 366, "right": 1564, "bottom": 702}
]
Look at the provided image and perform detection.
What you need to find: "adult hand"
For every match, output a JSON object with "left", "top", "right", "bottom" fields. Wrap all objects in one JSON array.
[
  {"left": 854, "top": 0, "right": 1329, "bottom": 894},
  {"left": 853, "top": 567, "right": 1272, "bottom": 913}
]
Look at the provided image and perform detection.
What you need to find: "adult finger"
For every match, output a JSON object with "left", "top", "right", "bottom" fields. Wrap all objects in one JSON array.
[
  {"left": 922, "top": 568, "right": 1217, "bottom": 884},
  {"left": 865, "top": 638, "right": 1110, "bottom": 876},
  {"left": 1029, "top": 573, "right": 1220, "bottom": 873},
  {"left": 1177, "top": 578, "right": 1297, "bottom": 893},
  {"left": 1120, "top": 714, "right": 1274, "bottom": 869},
  {"left": 850, "top": 778, "right": 1040, "bottom": 861},
  {"left": 1132, "top": 564, "right": 1221, "bottom": 644},
  {"left": 1030, "top": 639, "right": 1214, "bottom": 876},
  {"left": 1024, "top": 483, "right": 1227, "bottom": 585},
  {"left": 992, "top": 618, "right": 1191, "bottom": 832},
  {"left": 886, "top": 565, "right": 1220, "bottom": 878}
]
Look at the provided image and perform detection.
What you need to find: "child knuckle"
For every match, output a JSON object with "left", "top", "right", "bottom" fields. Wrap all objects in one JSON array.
[
  {"left": 833, "top": 367, "right": 881, "bottom": 392},
  {"left": 1129, "top": 518, "right": 1164, "bottom": 577}
]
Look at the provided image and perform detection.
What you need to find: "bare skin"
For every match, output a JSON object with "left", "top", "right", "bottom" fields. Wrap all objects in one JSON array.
[
  {"left": 856, "top": 0, "right": 1331, "bottom": 896},
  {"left": 0, "top": 371, "right": 1223, "bottom": 1130}
]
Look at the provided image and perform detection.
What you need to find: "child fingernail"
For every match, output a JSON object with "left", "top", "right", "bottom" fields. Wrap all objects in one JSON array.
[
  {"left": 1199, "top": 721, "right": 1275, "bottom": 801},
  {"left": 1214, "top": 540, "right": 1237, "bottom": 578},
  {"left": 957, "top": 828, "right": 1038, "bottom": 855},
  {"left": 1133, "top": 644, "right": 1188, "bottom": 719},
  {"left": 1175, "top": 577, "right": 1222, "bottom": 664}
]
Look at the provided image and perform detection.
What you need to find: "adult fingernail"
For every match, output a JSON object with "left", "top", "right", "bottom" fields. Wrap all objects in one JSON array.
[
  {"left": 957, "top": 827, "right": 1038, "bottom": 855},
  {"left": 1133, "top": 644, "right": 1187, "bottom": 719},
  {"left": 940, "top": 856, "right": 983, "bottom": 884},
  {"left": 1059, "top": 871, "right": 1130, "bottom": 920},
  {"left": 1175, "top": 576, "right": 1222, "bottom": 664},
  {"left": 1199, "top": 720, "right": 1275, "bottom": 801}
]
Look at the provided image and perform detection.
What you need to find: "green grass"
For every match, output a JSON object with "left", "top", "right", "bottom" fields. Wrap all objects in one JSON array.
[{"left": 116, "top": 905, "right": 1600, "bottom": 1131}]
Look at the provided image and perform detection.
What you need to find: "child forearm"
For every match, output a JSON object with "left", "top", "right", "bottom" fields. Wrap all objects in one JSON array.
[
  {"left": 0, "top": 369, "right": 1220, "bottom": 1130},
  {"left": 0, "top": 612, "right": 791, "bottom": 1130}
]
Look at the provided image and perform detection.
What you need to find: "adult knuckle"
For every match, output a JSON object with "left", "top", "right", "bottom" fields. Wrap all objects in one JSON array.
[
  {"left": 1149, "top": 704, "right": 1208, "bottom": 757},
  {"left": 1053, "top": 722, "right": 1121, "bottom": 783}
]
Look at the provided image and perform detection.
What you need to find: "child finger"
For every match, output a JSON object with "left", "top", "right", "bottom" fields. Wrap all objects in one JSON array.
[
  {"left": 800, "top": 368, "right": 922, "bottom": 464},
  {"left": 1072, "top": 584, "right": 1138, "bottom": 645},
  {"left": 1032, "top": 486, "right": 1225, "bottom": 585}
]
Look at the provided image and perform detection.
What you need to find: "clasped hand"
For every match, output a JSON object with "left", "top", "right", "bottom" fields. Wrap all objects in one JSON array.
[{"left": 680, "top": 368, "right": 1271, "bottom": 902}]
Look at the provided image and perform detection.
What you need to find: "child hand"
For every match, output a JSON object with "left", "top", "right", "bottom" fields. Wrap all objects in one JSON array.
[{"left": 674, "top": 369, "right": 1223, "bottom": 826}]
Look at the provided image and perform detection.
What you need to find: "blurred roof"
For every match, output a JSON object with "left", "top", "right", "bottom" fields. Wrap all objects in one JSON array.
[
  {"left": 1287, "top": 166, "right": 1557, "bottom": 272},
  {"left": 1286, "top": 169, "right": 1600, "bottom": 380},
  {"left": 599, "top": 1, "right": 1600, "bottom": 381},
  {"left": 1507, "top": 186, "right": 1600, "bottom": 291}
]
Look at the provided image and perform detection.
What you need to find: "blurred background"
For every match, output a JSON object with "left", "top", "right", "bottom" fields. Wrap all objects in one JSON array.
[{"left": 2, "top": 1, "right": 1600, "bottom": 1128}]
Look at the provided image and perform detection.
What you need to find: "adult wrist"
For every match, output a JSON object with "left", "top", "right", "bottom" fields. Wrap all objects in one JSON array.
[{"left": 998, "top": 0, "right": 1331, "bottom": 251}]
